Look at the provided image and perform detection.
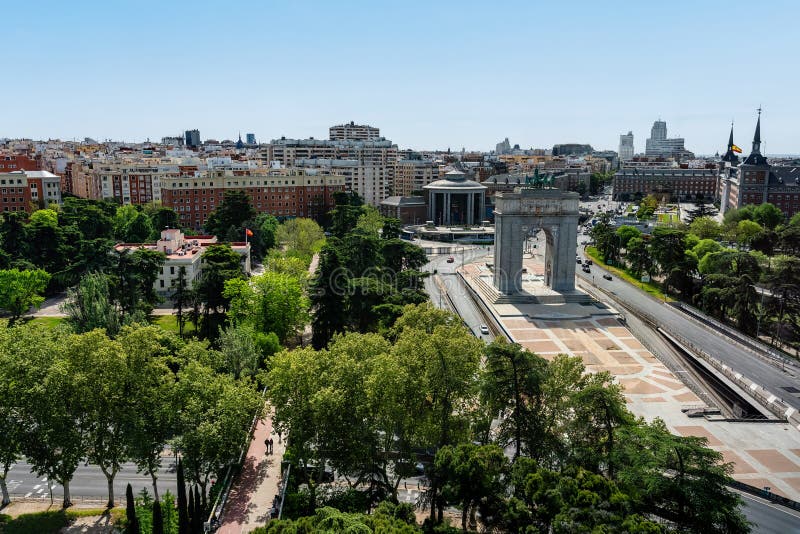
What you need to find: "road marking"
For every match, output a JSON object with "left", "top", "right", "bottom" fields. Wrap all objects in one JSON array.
[
  {"left": 41, "top": 477, "right": 47, "bottom": 482},
  {"left": 36, "top": 488, "right": 44, "bottom": 494},
  {"left": 33, "top": 484, "right": 41, "bottom": 490},
  {"left": 24, "top": 492, "right": 32, "bottom": 497}
]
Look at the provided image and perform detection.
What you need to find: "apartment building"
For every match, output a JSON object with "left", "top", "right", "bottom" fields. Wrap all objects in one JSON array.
[
  {"left": 0, "top": 154, "right": 40, "bottom": 173},
  {"left": 0, "top": 169, "right": 62, "bottom": 213},
  {"left": 294, "top": 158, "right": 389, "bottom": 206},
  {"left": 394, "top": 158, "right": 438, "bottom": 197},
  {"left": 160, "top": 168, "right": 345, "bottom": 230},
  {"left": 329, "top": 122, "right": 380, "bottom": 141}
]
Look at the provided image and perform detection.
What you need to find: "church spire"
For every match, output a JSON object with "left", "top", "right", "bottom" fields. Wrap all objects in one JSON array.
[
  {"left": 752, "top": 107, "right": 762, "bottom": 152},
  {"left": 743, "top": 108, "right": 768, "bottom": 166},
  {"left": 721, "top": 122, "right": 740, "bottom": 164}
]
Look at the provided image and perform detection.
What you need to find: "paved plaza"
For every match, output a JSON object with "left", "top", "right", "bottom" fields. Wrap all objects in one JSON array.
[{"left": 460, "top": 259, "right": 800, "bottom": 501}]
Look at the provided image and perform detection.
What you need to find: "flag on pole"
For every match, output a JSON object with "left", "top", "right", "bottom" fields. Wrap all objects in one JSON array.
[
  {"left": 245, "top": 228, "right": 254, "bottom": 237},
  {"left": 731, "top": 144, "right": 742, "bottom": 153}
]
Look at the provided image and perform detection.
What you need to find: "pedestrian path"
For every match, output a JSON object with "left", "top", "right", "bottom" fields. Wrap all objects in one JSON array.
[{"left": 218, "top": 407, "right": 286, "bottom": 533}]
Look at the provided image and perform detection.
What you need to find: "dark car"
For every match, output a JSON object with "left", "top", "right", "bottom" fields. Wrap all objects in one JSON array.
[
  {"left": 585, "top": 259, "right": 593, "bottom": 265},
  {"left": 603, "top": 274, "right": 612, "bottom": 281},
  {"left": 582, "top": 266, "right": 590, "bottom": 273}
]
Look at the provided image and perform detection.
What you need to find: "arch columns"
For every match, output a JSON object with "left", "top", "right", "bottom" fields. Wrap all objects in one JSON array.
[{"left": 492, "top": 189, "right": 579, "bottom": 295}]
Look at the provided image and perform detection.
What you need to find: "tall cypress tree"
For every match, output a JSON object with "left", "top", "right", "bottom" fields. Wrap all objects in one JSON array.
[
  {"left": 193, "top": 485, "right": 203, "bottom": 533},
  {"left": 152, "top": 500, "right": 164, "bottom": 534},
  {"left": 187, "top": 484, "right": 195, "bottom": 534},
  {"left": 125, "top": 483, "right": 139, "bottom": 534},
  {"left": 177, "top": 459, "right": 189, "bottom": 534}
]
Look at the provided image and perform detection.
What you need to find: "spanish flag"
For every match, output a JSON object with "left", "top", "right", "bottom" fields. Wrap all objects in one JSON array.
[
  {"left": 245, "top": 228, "right": 254, "bottom": 237},
  {"left": 731, "top": 144, "right": 742, "bottom": 153}
]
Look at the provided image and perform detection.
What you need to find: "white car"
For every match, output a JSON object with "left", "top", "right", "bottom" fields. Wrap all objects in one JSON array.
[{"left": 480, "top": 324, "right": 490, "bottom": 335}]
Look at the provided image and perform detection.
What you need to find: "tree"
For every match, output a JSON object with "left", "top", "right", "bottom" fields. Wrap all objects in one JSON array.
[
  {"left": 62, "top": 273, "right": 122, "bottom": 335},
  {"left": 0, "top": 324, "right": 30, "bottom": 506},
  {"left": 355, "top": 206, "right": 384, "bottom": 237},
  {"left": 0, "top": 212, "right": 28, "bottom": 259},
  {"left": 115, "top": 205, "right": 155, "bottom": 243},
  {"left": 217, "top": 324, "right": 260, "bottom": 379},
  {"left": 226, "top": 271, "right": 310, "bottom": 344},
  {"left": 689, "top": 216, "right": 721, "bottom": 239},
  {"left": 615, "top": 419, "right": 749, "bottom": 533},
  {"left": 434, "top": 443, "right": 507, "bottom": 531},
  {"left": 111, "top": 248, "right": 166, "bottom": 318},
  {"left": 736, "top": 219, "right": 763, "bottom": 248},
  {"left": 145, "top": 206, "right": 180, "bottom": 236},
  {"left": 0, "top": 268, "right": 51, "bottom": 325},
  {"left": 699, "top": 251, "right": 761, "bottom": 332},
  {"left": 753, "top": 203, "right": 784, "bottom": 229},
  {"left": 173, "top": 361, "right": 263, "bottom": 502},
  {"left": 568, "top": 372, "right": 632, "bottom": 478},
  {"left": 590, "top": 214, "right": 619, "bottom": 264},
  {"left": 691, "top": 238, "right": 724, "bottom": 265},
  {"left": 152, "top": 500, "right": 164, "bottom": 534},
  {"left": 276, "top": 218, "right": 325, "bottom": 264},
  {"left": 204, "top": 190, "right": 256, "bottom": 239},
  {"left": 481, "top": 339, "right": 547, "bottom": 459},
  {"left": 126, "top": 483, "right": 140, "bottom": 534},
  {"left": 120, "top": 326, "right": 176, "bottom": 502},
  {"left": 172, "top": 266, "right": 191, "bottom": 337},
  {"left": 194, "top": 244, "right": 245, "bottom": 337},
  {"left": 69, "top": 330, "right": 130, "bottom": 507},
  {"left": 763, "top": 256, "right": 800, "bottom": 349},
  {"left": 625, "top": 237, "right": 653, "bottom": 279},
  {"left": 615, "top": 225, "right": 641, "bottom": 249},
  {"left": 247, "top": 212, "right": 280, "bottom": 261},
  {"left": 649, "top": 227, "right": 695, "bottom": 296},
  {"left": 177, "top": 460, "right": 189, "bottom": 534},
  {"left": 22, "top": 330, "right": 86, "bottom": 507}
]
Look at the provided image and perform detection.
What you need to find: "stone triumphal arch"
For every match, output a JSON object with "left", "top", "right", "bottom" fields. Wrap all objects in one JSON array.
[{"left": 493, "top": 188, "right": 580, "bottom": 294}]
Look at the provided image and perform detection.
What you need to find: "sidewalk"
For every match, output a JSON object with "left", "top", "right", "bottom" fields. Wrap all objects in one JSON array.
[{"left": 218, "top": 408, "right": 286, "bottom": 533}]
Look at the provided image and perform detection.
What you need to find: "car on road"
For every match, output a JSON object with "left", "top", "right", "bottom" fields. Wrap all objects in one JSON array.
[
  {"left": 585, "top": 259, "right": 593, "bottom": 265},
  {"left": 603, "top": 274, "right": 612, "bottom": 281},
  {"left": 446, "top": 256, "right": 454, "bottom": 263},
  {"left": 480, "top": 324, "right": 490, "bottom": 335},
  {"left": 576, "top": 258, "right": 582, "bottom": 264},
  {"left": 582, "top": 266, "right": 590, "bottom": 273}
]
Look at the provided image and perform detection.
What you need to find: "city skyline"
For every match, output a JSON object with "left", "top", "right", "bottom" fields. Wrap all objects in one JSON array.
[{"left": 2, "top": 0, "right": 798, "bottom": 153}]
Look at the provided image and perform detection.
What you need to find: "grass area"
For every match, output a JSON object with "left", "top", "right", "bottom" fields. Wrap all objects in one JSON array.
[
  {"left": 656, "top": 212, "right": 680, "bottom": 224},
  {"left": 150, "top": 313, "right": 196, "bottom": 335},
  {"left": 584, "top": 246, "right": 673, "bottom": 302},
  {"left": 0, "top": 508, "right": 114, "bottom": 534},
  {"left": 24, "top": 316, "right": 65, "bottom": 328}
]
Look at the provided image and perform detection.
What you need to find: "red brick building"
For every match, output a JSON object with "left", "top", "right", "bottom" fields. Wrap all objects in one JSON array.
[{"left": 160, "top": 169, "right": 345, "bottom": 230}]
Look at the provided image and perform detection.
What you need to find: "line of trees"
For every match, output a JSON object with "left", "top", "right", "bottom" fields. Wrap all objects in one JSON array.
[
  {"left": 266, "top": 303, "right": 749, "bottom": 533},
  {"left": 311, "top": 193, "right": 428, "bottom": 348},
  {"left": 0, "top": 322, "right": 262, "bottom": 509},
  {"left": 591, "top": 205, "right": 800, "bottom": 353}
]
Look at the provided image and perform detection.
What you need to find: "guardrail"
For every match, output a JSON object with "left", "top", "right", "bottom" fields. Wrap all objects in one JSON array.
[
  {"left": 578, "top": 280, "right": 800, "bottom": 430},
  {"left": 205, "top": 387, "right": 268, "bottom": 532},
  {"left": 729, "top": 479, "right": 800, "bottom": 512},
  {"left": 671, "top": 302, "right": 798, "bottom": 373}
]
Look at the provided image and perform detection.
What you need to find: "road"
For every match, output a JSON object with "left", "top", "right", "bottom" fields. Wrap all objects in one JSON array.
[
  {"left": 4, "top": 458, "right": 179, "bottom": 503},
  {"left": 423, "top": 246, "right": 493, "bottom": 341},
  {"left": 739, "top": 492, "right": 800, "bottom": 533},
  {"left": 575, "top": 249, "right": 800, "bottom": 410}
]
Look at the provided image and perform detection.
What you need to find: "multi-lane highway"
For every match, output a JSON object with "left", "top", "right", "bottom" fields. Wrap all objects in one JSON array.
[
  {"left": 4, "top": 458, "right": 178, "bottom": 503},
  {"left": 574, "top": 250, "right": 800, "bottom": 410}
]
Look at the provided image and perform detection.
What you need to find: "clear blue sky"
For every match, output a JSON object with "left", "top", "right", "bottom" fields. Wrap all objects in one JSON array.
[{"left": 3, "top": 0, "right": 798, "bottom": 154}]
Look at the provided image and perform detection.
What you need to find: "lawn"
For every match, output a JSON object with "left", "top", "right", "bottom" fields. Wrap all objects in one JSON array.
[
  {"left": 0, "top": 508, "right": 111, "bottom": 534},
  {"left": 24, "top": 316, "right": 65, "bottom": 328},
  {"left": 150, "top": 313, "right": 196, "bottom": 335},
  {"left": 584, "top": 246, "right": 672, "bottom": 302},
  {"left": 656, "top": 212, "right": 680, "bottom": 224}
]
